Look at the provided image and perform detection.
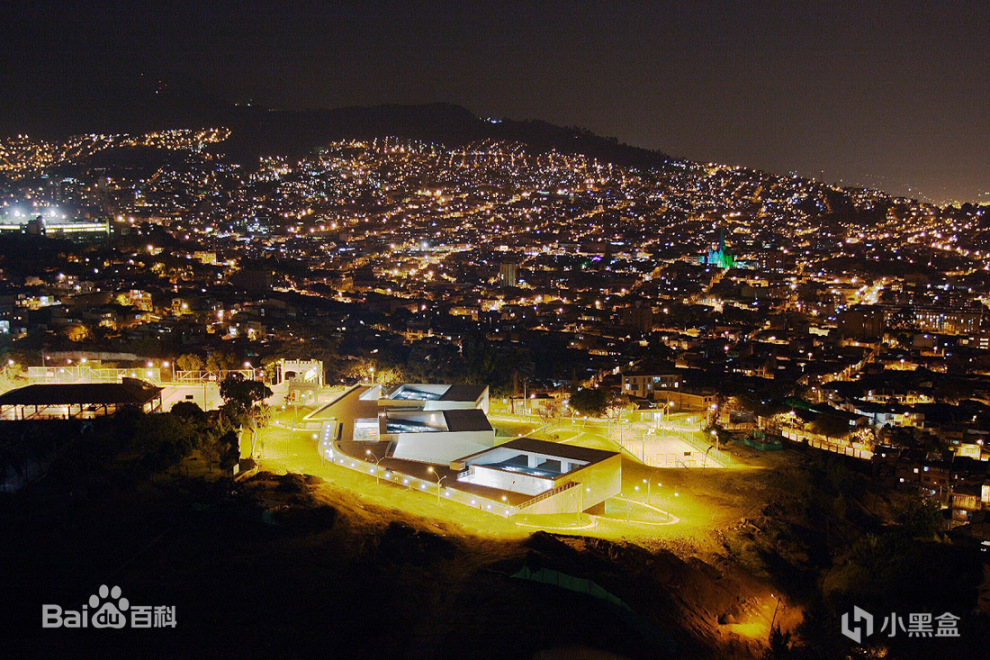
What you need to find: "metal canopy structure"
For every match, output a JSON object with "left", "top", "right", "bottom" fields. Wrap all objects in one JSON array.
[{"left": 0, "top": 379, "right": 163, "bottom": 420}]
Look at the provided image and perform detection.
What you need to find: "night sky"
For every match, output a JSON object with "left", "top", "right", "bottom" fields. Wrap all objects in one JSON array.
[{"left": 3, "top": 1, "right": 988, "bottom": 203}]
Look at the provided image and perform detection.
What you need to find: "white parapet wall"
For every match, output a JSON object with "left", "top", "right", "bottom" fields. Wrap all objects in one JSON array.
[
  {"left": 459, "top": 465, "right": 553, "bottom": 496},
  {"left": 391, "top": 430, "right": 495, "bottom": 465}
]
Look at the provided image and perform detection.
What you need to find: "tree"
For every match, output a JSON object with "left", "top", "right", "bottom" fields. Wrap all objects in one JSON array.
[
  {"left": 217, "top": 430, "right": 241, "bottom": 472},
  {"left": 762, "top": 626, "right": 792, "bottom": 660},
  {"left": 538, "top": 397, "right": 562, "bottom": 425},
  {"left": 372, "top": 365, "right": 403, "bottom": 387},
  {"left": 206, "top": 351, "right": 238, "bottom": 378},
  {"left": 254, "top": 402, "right": 273, "bottom": 428},
  {"left": 811, "top": 414, "right": 852, "bottom": 442},
  {"left": 859, "top": 426, "right": 879, "bottom": 452},
  {"left": 605, "top": 393, "right": 636, "bottom": 420},
  {"left": 934, "top": 378, "right": 969, "bottom": 404},
  {"left": 895, "top": 494, "right": 942, "bottom": 538},
  {"left": 200, "top": 431, "right": 224, "bottom": 469},
  {"left": 176, "top": 353, "right": 204, "bottom": 372},
  {"left": 262, "top": 357, "right": 280, "bottom": 383},
  {"left": 0, "top": 358, "right": 25, "bottom": 385},
  {"left": 569, "top": 387, "right": 610, "bottom": 418},
  {"left": 219, "top": 375, "right": 272, "bottom": 459},
  {"left": 461, "top": 331, "right": 499, "bottom": 382},
  {"left": 220, "top": 375, "right": 272, "bottom": 418},
  {"left": 170, "top": 401, "right": 204, "bottom": 421}
]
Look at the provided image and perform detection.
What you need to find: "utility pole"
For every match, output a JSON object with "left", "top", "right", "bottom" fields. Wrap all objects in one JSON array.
[{"left": 769, "top": 594, "right": 782, "bottom": 635}]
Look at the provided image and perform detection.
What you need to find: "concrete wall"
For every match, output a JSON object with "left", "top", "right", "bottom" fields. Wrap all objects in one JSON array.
[
  {"left": 517, "top": 454, "right": 622, "bottom": 514},
  {"left": 501, "top": 454, "right": 623, "bottom": 515},
  {"left": 521, "top": 484, "right": 584, "bottom": 515},
  {"left": 423, "top": 400, "right": 478, "bottom": 412},
  {"left": 329, "top": 451, "right": 519, "bottom": 517},
  {"left": 463, "top": 446, "right": 518, "bottom": 465},
  {"left": 460, "top": 465, "right": 552, "bottom": 496},
  {"left": 569, "top": 453, "right": 622, "bottom": 511},
  {"left": 653, "top": 390, "right": 715, "bottom": 412},
  {"left": 391, "top": 430, "right": 494, "bottom": 464},
  {"left": 279, "top": 359, "right": 323, "bottom": 387},
  {"left": 161, "top": 383, "right": 222, "bottom": 411}
]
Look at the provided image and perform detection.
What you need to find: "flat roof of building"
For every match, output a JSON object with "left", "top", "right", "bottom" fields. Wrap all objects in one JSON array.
[
  {"left": 439, "top": 384, "right": 488, "bottom": 402},
  {"left": 442, "top": 408, "right": 493, "bottom": 433},
  {"left": 0, "top": 380, "right": 162, "bottom": 406},
  {"left": 307, "top": 386, "right": 378, "bottom": 443}
]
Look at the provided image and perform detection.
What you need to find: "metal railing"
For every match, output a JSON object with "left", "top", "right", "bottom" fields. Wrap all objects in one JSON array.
[
  {"left": 780, "top": 427, "right": 873, "bottom": 460},
  {"left": 27, "top": 366, "right": 162, "bottom": 384},
  {"left": 665, "top": 429, "right": 731, "bottom": 466},
  {"left": 518, "top": 481, "right": 578, "bottom": 509}
]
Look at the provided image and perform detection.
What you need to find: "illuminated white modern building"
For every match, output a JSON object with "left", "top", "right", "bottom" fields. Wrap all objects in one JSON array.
[
  {"left": 453, "top": 438, "right": 621, "bottom": 515},
  {"left": 367, "top": 383, "right": 490, "bottom": 414},
  {"left": 310, "top": 383, "right": 620, "bottom": 516}
]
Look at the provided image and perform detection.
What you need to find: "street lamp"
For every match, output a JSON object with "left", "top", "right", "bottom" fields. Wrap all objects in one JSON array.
[
  {"left": 661, "top": 488, "right": 678, "bottom": 522},
  {"left": 658, "top": 400, "right": 674, "bottom": 432},
  {"left": 711, "top": 428, "right": 720, "bottom": 453},
  {"left": 654, "top": 482, "right": 672, "bottom": 521},
  {"left": 366, "top": 449, "right": 387, "bottom": 485},
  {"left": 427, "top": 466, "right": 447, "bottom": 504}
]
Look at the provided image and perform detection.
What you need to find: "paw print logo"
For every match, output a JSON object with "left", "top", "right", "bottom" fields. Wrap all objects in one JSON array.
[{"left": 90, "top": 585, "right": 129, "bottom": 629}]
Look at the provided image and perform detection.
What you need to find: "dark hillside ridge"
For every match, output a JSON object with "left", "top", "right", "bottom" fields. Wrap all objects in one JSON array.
[
  {"left": 216, "top": 102, "right": 671, "bottom": 168},
  {"left": 4, "top": 90, "right": 669, "bottom": 170}
]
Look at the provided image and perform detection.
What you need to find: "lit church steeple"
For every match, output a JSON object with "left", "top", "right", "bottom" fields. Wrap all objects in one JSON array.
[{"left": 701, "top": 227, "right": 735, "bottom": 268}]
